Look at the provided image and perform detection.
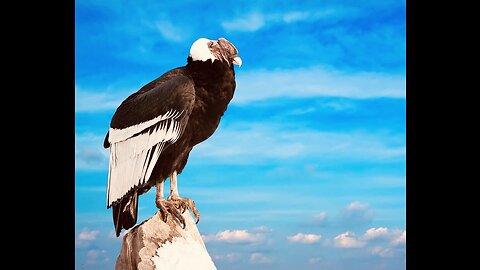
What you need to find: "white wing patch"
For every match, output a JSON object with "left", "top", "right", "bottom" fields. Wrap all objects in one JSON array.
[
  {"left": 107, "top": 110, "right": 184, "bottom": 207},
  {"left": 108, "top": 110, "right": 183, "bottom": 144}
]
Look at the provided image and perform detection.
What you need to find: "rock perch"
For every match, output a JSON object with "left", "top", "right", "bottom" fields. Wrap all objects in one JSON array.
[{"left": 115, "top": 211, "right": 217, "bottom": 270}]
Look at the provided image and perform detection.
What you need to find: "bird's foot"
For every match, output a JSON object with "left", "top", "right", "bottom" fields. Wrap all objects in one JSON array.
[
  {"left": 167, "top": 195, "right": 201, "bottom": 225},
  {"left": 155, "top": 199, "right": 186, "bottom": 229}
]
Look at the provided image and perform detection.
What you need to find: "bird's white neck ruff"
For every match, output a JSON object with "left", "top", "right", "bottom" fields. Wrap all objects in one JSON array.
[{"left": 189, "top": 38, "right": 216, "bottom": 62}]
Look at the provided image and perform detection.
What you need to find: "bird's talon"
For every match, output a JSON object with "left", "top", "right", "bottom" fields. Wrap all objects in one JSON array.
[
  {"left": 165, "top": 197, "right": 201, "bottom": 227},
  {"left": 156, "top": 200, "right": 188, "bottom": 228},
  {"left": 181, "top": 203, "right": 187, "bottom": 213}
]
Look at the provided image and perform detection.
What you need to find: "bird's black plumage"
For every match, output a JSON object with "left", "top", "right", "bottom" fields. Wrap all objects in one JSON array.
[{"left": 105, "top": 53, "right": 237, "bottom": 236}]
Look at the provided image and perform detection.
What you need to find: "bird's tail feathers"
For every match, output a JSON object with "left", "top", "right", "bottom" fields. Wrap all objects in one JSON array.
[{"left": 112, "top": 190, "right": 139, "bottom": 237}]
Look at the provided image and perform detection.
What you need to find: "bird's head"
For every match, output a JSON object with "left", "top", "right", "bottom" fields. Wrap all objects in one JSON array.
[{"left": 189, "top": 38, "right": 242, "bottom": 67}]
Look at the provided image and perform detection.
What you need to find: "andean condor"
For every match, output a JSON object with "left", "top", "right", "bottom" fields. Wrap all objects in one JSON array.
[{"left": 104, "top": 38, "right": 242, "bottom": 236}]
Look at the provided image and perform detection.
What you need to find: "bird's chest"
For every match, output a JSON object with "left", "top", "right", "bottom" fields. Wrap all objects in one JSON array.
[
  {"left": 188, "top": 87, "right": 232, "bottom": 145},
  {"left": 188, "top": 102, "right": 223, "bottom": 144}
]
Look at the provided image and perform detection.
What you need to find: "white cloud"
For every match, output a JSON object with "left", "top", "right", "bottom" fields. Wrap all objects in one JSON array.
[
  {"left": 222, "top": 8, "right": 349, "bottom": 32},
  {"left": 193, "top": 126, "right": 405, "bottom": 166},
  {"left": 76, "top": 229, "right": 100, "bottom": 247},
  {"left": 75, "top": 86, "right": 126, "bottom": 112},
  {"left": 334, "top": 231, "right": 366, "bottom": 248},
  {"left": 287, "top": 233, "right": 322, "bottom": 244},
  {"left": 212, "top": 253, "right": 241, "bottom": 262},
  {"left": 370, "top": 246, "right": 394, "bottom": 258},
  {"left": 363, "top": 227, "right": 389, "bottom": 240},
  {"left": 390, "top": 230, "right": 406, "bottom": 246},
  {"left": 312, "top": 212, "right": 328, "bottom": 224},
  {"left": 362, "top": 228, "right": 406, "bottom": 245},
  {"left": 287, "top": 107, "right": 317, "bottom": 115},
  {"left": 345, "top": 201, "right": 369, "bottom": 211},
  {"left": 308, "top": 257, "right": 321, "bottom": 264},
  {"left": 77, "top": 66, "right": 404, "bottom": 113},
  {"left": 283, "top": 8, "right": 343, "bottom": 23},
  {"left": 249, "top": 252, "right": 272, "bottom": 264},
  {"left": 234, "top": 67, "right": 405, "bottom": 104},
  {"left": 75, "top": 146, "right": 109, "bottom": 170},
  {"left": 202, "top": 229, "right": 264, "bottom": 243},
  {"left": 75, "top": 133, "right": 109, "bottom": 171},
  {"left": 341, "top": 201, "right": 374, "bottom": 224},
  {"left": 156, "top": 20, "right": 186, "bottom": 42},
  {"left": 330, "top": 227, "right": 405, "bottom": 254},
  {"left": 87, "top": 249, "right": 105, "bottom": 258},
  {"left": 86, "top": 249, "right": 110, "bottom": 265},
  {"left": 222, "top": 12, "right": 265, "bottom": 32},
  {"left": 78, "top": 229, "right": 99, "bottom": 241},
  {"left": 251, "top": 226, "right": 271, "bottom": 233}
]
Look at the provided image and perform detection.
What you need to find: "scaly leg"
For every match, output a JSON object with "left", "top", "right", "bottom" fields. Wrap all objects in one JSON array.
[
  {"left": 167, "top": 171, "right": 200, "bottom": 224},
  {"left": 155, "top": 180, "right": 185, "bottom": 228}
]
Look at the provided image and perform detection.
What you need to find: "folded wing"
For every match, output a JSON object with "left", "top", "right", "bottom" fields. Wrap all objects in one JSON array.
[{"left": 106, "top": 74, "right": 195, "bottom": 207}]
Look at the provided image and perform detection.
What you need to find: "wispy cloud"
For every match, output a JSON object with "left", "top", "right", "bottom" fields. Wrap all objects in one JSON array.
[
  {"left": 75, "top": 133, "right": 109, "bottom": 171},
  {"left": 86, "top": 249, "right": 110, "bottom": 265},
  {"left": 251, "top": 226, "right": 271, "bottom": 233},
  {"left": 287, "top": 233, "right": 322, "bottom": 244},
  {"left": 308, "top": 257, "right": 322, "bottom": 264},
  {"left": 222, "top": 12, "right": 265, "bottom": 32},
  {"left": 75, "top": 147, "right": 109, "bottom": 170},
  {"left": 340, "top": 201, "right": 374, "bottom": 224},
  {"left": 249, "top": 252, "right": 273, "bottom": 264},
  {"left": 234, "top": 67, "right": 405, "bottom": 104},
  {"left": 390, "top": 230, "right": 406, "bottom": 246},
  {"left": 370, "top": 246, "right": 394, "bottom": 258},
  {"left": 212, "top": 253, "right": 242, "bottom": 262},
  {"left": 156, "top": 20, "right": 187, "bottom": 42},
  {"left": 78, "top": 119, "right": 405, "bottom": 171},
  {"left": 76, "top": 66, "right": 405, "bottom": 114},
  {"left": 312, "top": 212, "right": 328, "bottom": 225},
  {"left": 193, "top": 126, "right": 405, "bottom": 165},
  {"left": 345, "top": 201, "right": 369, "bottom": 212},
  {"left": 222, "top": 8, "right": 349, "bottom": 32},
  {"left": 75, "top": 86, "right": 126, "bottom": 112},
  {"left": 334, "top": 231, "right": 366, "bottom": 248},
  {"left": 203, "top": 229, "right": 264, "bottom": 244}
]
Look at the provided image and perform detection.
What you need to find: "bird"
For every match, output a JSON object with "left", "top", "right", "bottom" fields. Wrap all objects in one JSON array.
[{"left": 104, "top": 38, "right": 242, "bottom": 237}]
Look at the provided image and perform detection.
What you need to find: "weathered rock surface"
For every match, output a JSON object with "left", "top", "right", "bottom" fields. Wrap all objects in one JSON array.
[{"left": 115, "top": 211, "right": 216, "bottom": 270}]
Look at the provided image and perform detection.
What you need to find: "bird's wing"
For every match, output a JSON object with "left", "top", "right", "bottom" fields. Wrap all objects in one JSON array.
[{"left": 106, "top": 74, "right": 195, "bottom": 207}]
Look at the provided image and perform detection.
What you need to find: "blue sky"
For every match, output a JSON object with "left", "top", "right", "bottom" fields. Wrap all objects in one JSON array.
[{"left": 75, "top": 0, "right": 406, "bottom": 269}]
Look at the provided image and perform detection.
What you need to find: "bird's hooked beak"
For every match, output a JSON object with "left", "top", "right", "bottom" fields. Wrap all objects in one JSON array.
[
  {"left": 217, "top": 38, "right": 242, "bottom": 68},
  {"left": 233, "top": 56, "right": 242, "bottom": 67}
]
